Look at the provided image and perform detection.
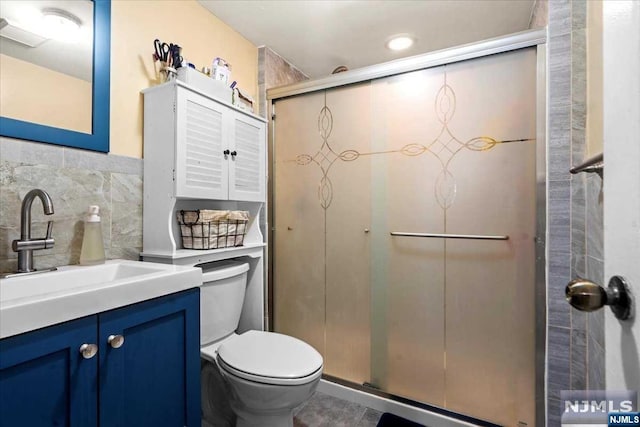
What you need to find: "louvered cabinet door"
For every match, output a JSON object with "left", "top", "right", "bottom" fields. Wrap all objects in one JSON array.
[
  {"left": 175, "top": 89, "right": 229, "bottom": 199},
  {"left": 228, "top": 111, "right": 266, "bottom": 202}
]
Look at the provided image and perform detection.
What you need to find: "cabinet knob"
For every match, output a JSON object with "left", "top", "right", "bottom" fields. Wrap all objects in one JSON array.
[
  {"left": 230, "top": 151, "right": 237, "bottom": 157},
  {"left": 223, "top": 149, "right": 230, "bottom": 157},
  {"left": 79, "top": 343, "right": 98, "bottom": 359},
  {"left": 108, "top": 334, "right": 125, "bottom": 349}
]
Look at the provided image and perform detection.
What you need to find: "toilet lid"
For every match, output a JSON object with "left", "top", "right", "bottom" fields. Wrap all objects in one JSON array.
[{"left": 217, "top": 331, "right": 323, "bottom": 381}]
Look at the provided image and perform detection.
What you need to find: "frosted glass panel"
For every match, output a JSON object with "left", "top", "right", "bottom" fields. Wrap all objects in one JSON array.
[
  {"left": 274, "top": 84, "right": 373, "bottom": 384},
  {"left": 273, "top": 92, "right": 327, "bottom": 356},
  {"left": 273, "top": 47, "right": 538, "bottom": 426},
  {"left": 369, "top": 69, "right": 446, "bottom": 405},
  {"left": 324, "top": 84, "right": 372, "bottom": 383},
  {"left": 439, "top": 50, "right": 537, "bottom": 426}
]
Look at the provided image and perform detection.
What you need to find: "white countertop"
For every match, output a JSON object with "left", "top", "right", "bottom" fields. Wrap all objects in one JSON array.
[{"left": 0, "top": 260, "right": 202, "bottom": 339}]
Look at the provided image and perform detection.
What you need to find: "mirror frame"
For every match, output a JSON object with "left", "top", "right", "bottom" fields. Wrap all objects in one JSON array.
[{"left": 0, "top": 0, "right": 111, "bottom": 153}]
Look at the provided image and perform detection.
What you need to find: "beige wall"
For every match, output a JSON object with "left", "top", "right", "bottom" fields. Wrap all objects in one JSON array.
[
  {"left": 586, "top": 0, "right": 603, "bottom": 155},
  {"left": 0, "top": 54, "right": 92, "bottom": 133},
  {"left": 110, "top": 0, "right": 258, "bottom": 158}
]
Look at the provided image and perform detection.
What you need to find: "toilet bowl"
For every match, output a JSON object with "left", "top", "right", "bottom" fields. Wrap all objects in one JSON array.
[
  {"left": 198, "top": 261, "right": 323, "bottom": 427},
  {"left": 203, "top": 331, "right": 322, "bottom": 427}
]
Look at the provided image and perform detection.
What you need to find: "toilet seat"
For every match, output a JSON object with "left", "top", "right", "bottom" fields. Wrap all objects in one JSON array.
[
  {"left": 217, "top": 356, "right": 322, "bottom": 386},
  {"left": 216, "top": 330, "right": 323, "bottom": 386}
]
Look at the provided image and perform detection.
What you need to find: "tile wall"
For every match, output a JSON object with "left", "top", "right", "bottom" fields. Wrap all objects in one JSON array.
[
  {"left": 257, "top": 46, "right": 309, "bottom": 120},
  {"left": 544, "top": 0, "right": 605, "bottom": 424},
  {"left": 584, "top": 173, "right": 605, "bottom": 390},
  {"left": 0, "top": 138, "right": 143, "bottom": 274}
]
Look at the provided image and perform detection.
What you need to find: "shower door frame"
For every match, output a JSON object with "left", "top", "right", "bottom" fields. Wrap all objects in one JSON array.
[{"left": 267, "top": 28, "right": 547, "bottom": 426}]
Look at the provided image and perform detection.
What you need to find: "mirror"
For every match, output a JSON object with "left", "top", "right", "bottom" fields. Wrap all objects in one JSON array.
[
  {"left": 0, "top": 1, "right": 93, "bottom": 133},
  {"left": 0, "top": 0, "right": 110, "bottom": 152}
]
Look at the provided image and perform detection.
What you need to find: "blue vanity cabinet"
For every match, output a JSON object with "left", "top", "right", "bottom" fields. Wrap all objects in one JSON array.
[
  {"left": 98, "top": 288, "right": 201, "bottom": 427},
  {"left": 0, "top": 288, "right": 200, "bottom": 427},
  {"left": 0, "top": 315, "right": 99, "bottom": 426}
]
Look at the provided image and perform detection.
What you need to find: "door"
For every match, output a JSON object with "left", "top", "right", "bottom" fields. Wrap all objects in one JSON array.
[
  {"left": 273, "top": 48, "right": 538, "bottom": 426},
  {"left": 0, "top": 316, "right": 98, "bottom": 426},
  {"left": 228, "top": 110, "right": 266, "bottom": 202},
  {"left": 603, "top": 1, "right": 640, "bottom": 388},
  {"left": 98, "top": 289, "right": 201, "bottom": 427},
  {"left": 176, "top": 88, "right": 229, "bottom": 200}
]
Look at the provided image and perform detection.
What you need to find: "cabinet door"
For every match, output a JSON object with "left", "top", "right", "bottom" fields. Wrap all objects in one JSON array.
[
  {"left": 228, "top": 111, "right": 266, "bottom": 202},
  {"left": 98, "top": 289, "right": 200, "bottom": 427},
  {"left": 176, "top": 88, "right": 229, "bottom": 200},
  {"left": 0, "top": 316, "right": 98, "bottom": 426}
]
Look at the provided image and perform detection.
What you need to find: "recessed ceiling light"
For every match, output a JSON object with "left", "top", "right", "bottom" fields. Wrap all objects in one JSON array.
[{"left": 386, "top": 35, "right": 415, "bottom": 51}]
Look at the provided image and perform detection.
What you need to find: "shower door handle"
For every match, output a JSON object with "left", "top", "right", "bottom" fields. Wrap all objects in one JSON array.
[
  {"left": 565, "top": 276, "right": 633, "bottom": 320},
  {"left": 390, "top": 232, "right": 509, "bottom": 240}
]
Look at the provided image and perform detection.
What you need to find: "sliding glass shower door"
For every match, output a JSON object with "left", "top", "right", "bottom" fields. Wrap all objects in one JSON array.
[{"left": 273, "top": 47, "right": 538, "bottom": 426}]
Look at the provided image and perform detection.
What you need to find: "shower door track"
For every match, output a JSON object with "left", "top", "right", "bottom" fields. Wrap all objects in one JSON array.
[
  {"left": 323, "top": 374, "right": 502, "bottom": 427},
  {"left": 267, "top": 28, "right": 546, "bottom": 101}
]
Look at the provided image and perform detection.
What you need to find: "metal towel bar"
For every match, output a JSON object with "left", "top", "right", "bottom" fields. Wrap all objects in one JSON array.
[
  {"left": 570, "top": 153, "right": 603, "bottom": 177},
  {"left": 390, "top": 232, "right": 509, "bottom": 241}
]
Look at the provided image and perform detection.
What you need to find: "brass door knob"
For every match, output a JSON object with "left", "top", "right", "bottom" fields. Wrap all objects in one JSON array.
[
  {"left": 565, "top": 279, "right": 607, "bottom": 311},
  {"left": 566, "top": 275, "right": 633, "bottom": 320}
]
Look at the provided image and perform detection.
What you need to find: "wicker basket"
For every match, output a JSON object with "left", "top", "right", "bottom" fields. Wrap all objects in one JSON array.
[{"left": 177, "top": 210, "right": 249, "bottom": 250}]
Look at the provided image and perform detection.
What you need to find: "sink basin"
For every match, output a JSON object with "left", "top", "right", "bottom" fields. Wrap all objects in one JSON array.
[
  {"left": 2, "top": 262, "right": 174, "bottom": 302},
  {"left": 0, "top": 260, "right": 202, "bottom": 339}
]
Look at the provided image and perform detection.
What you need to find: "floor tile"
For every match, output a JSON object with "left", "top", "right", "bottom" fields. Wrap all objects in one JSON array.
[
  {"left": 357, "top": 408, "right": 383, "bottom": 426},
  {"left": 294, "top": 392, "right": 368, "bottom": 427}
]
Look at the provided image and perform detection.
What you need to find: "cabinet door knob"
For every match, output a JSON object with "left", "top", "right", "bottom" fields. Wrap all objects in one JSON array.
[
  {"left": 79, "top": 343, "right": 98, "bottom": 359},
  {"left": 230, "top": 151, "right": 237, "bottom": 157},
  {"left": 108, "top": 334, "right": 125, "bottom": 349},
  {"left": 223, "top": 149, "right": 230, "bottom": 157}
]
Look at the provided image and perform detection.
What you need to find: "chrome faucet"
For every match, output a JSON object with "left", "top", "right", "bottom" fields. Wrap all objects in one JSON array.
[{"left": 11, "top": 189, "right": 56, "bottom": 274}]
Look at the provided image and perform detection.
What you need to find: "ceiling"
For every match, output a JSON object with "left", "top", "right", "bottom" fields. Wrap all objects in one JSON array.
[
  {"left": 0, "top": 0, "right": 93, "bottom": 81},
  {"left": 199, "top": 0, "right": 536, "bottom": 79}
]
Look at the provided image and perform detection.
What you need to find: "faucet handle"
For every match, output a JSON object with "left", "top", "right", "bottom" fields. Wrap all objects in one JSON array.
[{"left": 44, "top": 221, "right": 55, "bottom": 249}]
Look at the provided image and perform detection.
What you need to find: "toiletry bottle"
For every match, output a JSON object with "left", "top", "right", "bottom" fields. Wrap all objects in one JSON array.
[{"left": 79, "top": 205, "right": 106, "bottom": 265}]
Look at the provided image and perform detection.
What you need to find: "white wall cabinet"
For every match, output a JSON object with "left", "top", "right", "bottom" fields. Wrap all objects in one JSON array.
[
  {"left": 174, "top": 86, "right": 265, "bottom": 202},
  {"left": 141, "top": 81, "right": 267, "bottom": 332},
  {"left": 228, "top": 110, "right": 266, "bottom": 202}
]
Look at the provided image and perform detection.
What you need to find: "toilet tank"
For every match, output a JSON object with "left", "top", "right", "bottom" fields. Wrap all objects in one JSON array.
[{"left": 199, "top": 260, "right": 250, "bottom": 346}]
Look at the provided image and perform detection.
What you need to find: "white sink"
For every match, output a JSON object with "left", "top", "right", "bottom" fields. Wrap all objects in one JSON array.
[{"left": 0, "top": 260, "right": 202, "bottom": 339}]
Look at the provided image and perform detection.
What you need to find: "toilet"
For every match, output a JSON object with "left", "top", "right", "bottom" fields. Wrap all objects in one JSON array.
[{"left": 198, "top": 260, "right": 323, "bottom": 427}]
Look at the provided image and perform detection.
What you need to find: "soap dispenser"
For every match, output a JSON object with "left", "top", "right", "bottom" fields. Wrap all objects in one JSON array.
[{"left": 79, "top": 205, "right": 105, "bottom": 265}]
